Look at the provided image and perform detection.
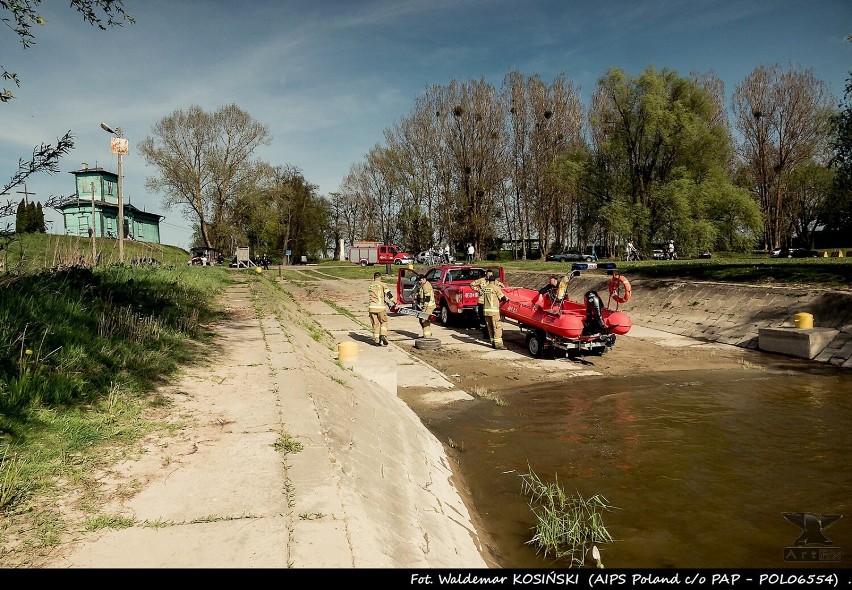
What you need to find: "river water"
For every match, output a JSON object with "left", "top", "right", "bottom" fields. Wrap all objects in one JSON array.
[{"left": 425, "top": 358, "right": 852, "bottom": 569}]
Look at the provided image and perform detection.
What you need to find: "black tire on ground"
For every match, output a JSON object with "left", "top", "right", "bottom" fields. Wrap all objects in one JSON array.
[
  {"left": 360, "top": 260, "right": 367, "bottom": 267},
  {"left": 414, "top": 337, "right": 441, "bottom": 350},
  {"left": 526, "top": 332, "right": 545, "bottom": 358},
  {"left": 440, "top": 305, "right": 451, "bottom": 326}
]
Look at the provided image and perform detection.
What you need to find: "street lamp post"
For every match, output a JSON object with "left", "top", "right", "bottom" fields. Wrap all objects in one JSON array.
[
  {"left": 100, "top": 122, "right": 128, "bottom": 263},
  {"left": 90, "top": 180, "right": 97, "bottom": 264}
]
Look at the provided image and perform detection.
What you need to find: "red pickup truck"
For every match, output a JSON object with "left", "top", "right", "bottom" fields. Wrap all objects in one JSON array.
[{"left": 396, "top": 265, "right": 504, "bottom": 326}]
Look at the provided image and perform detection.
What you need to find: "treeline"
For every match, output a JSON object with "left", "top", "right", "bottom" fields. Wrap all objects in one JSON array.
[
  {"left": 333, "top": 64, "right": 849, "bottom": 259},
  {"left": 136, "top": 65, "right": 851, "bottom": 262},
  {"left": 14, "top": 200, "right": 46, "bottom": 234}
]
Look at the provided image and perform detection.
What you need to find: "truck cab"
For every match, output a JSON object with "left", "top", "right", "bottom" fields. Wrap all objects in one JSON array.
[{"left": 396, "top": 265, "right": 504, "bottom": 326}]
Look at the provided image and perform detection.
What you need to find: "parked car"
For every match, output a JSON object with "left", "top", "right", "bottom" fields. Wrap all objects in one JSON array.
[
  {"left": 698, "top": 250, "right": 712, "bottom": 259},
  {"left": 652, "top": 249, "right": 666, "bottom": 260},
  {"left": 416, "top": 250, "right": 454, "bottom": 265},
  {"left": 770, "top": 247, "right": 820, "bottom": 258},
  {"left": 545, "top": 251, "right": 597, "bottom": 263}
]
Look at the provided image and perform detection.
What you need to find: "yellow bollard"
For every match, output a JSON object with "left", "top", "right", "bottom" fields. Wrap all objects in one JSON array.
[
  {"left": 338, "top": 340, "right": 359, "bottom": 363},
  {"left": 794, "top": 312, "right": 813, "bottom": 329}
]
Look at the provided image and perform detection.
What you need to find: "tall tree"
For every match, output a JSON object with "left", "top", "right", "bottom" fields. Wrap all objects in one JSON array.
[
  {"left": 787, "top": 162, "right": 834, "bottom": 248},
  {"left": 732, "top": 64, "right": 835, "bottom": 249},
  {"left": 443, "top": 78, "right": 505, "bottom": 255},
  {"left": 827, "top": 64, "right": 852, "bottom": 234},
  {"left": 501, "top": 72, "right": 585, "bottom": 257},
  {"left": 139, "top": 104, "right": 271, "bottom": 252},
  {"left": 35, "top": 201, "right": 45, "bottom": 232},
  {"left": 588, "top": 66, "right": 734, "bottom": 252}
]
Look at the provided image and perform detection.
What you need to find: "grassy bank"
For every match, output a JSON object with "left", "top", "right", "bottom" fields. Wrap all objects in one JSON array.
[
  {"left": 1, "top": 233, "right": 191, "bottom": 273},
  {"left": 0, "top": 255, "right": 235, "bottom": 565}
]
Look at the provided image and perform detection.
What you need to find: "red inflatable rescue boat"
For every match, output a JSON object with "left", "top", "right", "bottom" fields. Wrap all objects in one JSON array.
[{"left": 499, "top": 263, "right": 633, "bottom": 357}]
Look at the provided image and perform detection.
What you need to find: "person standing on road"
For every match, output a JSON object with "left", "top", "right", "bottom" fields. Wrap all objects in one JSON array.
[
  {"left": 412, "top": 274, "right": 437, "bottom": 338},
  {"left": 368, "top": 272, "right": 393, "bottom": 347},
  {"left": 626, "top": 240, "right": 640, "bottom": 261},
  {"left": 467, "top": 243, "right": 475, "bottom": 262},
  {"left": 667, "top": 239, "right": 676, "bottom": 260},
  {"left": 443, "top": 243, "right": 451, "bottom": 263},
  {"left": 471, "top": 270, "right": 509, "bottom": 349}
]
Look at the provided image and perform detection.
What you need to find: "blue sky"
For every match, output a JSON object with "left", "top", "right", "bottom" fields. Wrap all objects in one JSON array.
[{"left": 1, "top": 0, "right": 849, "bottom": 250}]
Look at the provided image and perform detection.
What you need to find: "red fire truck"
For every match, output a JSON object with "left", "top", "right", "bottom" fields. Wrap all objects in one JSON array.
[{"left": 347, "top": 242, "right": 414, "bottom": 266}]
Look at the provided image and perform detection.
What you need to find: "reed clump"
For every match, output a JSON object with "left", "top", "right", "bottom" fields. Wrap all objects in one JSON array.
[{"left": 515, "top": 465, "right": 618, "bottom": 567}]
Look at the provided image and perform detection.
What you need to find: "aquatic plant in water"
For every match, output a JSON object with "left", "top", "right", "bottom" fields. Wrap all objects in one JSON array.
[{"left": 515, "top": 466, "right": 618, "bottom": 567}]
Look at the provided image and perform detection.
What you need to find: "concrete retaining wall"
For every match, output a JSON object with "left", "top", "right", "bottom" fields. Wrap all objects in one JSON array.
[{"left": 503, "top": 271, "right": 852, "bottom": 369}]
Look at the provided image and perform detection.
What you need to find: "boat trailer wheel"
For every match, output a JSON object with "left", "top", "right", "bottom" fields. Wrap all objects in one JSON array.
[{"left": 525, "top": 332, "right": 545, "bottom": 358}]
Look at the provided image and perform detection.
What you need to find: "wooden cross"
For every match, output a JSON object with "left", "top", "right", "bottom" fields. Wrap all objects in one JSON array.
[{"left": 16, "top": 183, "right": 35, "bottom": 204}]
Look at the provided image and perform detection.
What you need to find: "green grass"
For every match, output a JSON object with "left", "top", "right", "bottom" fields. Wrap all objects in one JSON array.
[
  {"left": 0, "top": 239, "right": 234, "bottom": 563},
  {"left": 273, "top": 433, "right": 304, "bottom": 455},
  {"left": 1, "top": 232, "right": 191, "bottom": 272},
  {"left": 514, "top": 465, "right": 618, "bottom": 568},
  {"left": 84, "top": 514, "right": 136, "bottom": 531}
]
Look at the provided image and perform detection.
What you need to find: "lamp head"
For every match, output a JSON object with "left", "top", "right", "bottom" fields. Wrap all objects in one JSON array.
[{"left": 100, "top": 122, "right": 115, "bottom": 134}]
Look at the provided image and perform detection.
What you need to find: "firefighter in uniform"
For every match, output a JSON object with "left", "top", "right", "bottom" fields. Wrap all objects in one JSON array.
[
  {"left": 368, "top": 272, "right": 393, "bottom": 346},
  {"left": 470, "top": 269, "right": 503, "bottom": 339},
  {"left": 533, "top": 274, "right": 559, "bottom": 307},
  {"left": 471, "top": 271, "right": 509, "bottom": 349},
  {"left": 412, "top": 274, "right": 436, "bottom": 338}
]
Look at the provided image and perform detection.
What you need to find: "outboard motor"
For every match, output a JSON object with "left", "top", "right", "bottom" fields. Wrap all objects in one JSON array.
[{"left": 582, "top": 290, "right": 608, "bottom": 335}]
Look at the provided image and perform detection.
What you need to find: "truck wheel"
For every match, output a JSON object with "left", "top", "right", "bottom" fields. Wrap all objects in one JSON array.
[
  {"left": 525, "top": 332, "right": 545, "bottom": 358},
  {"left": 394, "top": 259, "right": 401, "bottom": 265},
  {"left": 414, "top": 337, "right": 441, "bottom": 350},
  {"left": 440, "top": 305, "right": 451, "bottom": 326},
  {"left": 360, "top": 260, "right": 367, "bottom": 267}
]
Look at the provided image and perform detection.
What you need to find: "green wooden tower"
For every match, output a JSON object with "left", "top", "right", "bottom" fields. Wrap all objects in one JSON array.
[{"left": 59, "top": 164, "right": 163, "bottom": 243}]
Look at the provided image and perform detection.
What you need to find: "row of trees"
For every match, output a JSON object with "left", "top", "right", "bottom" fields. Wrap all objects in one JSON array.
[
  {"left": 94, "top": 64, "right": 852, "bottom": 262},
  {"left": 141, "top": 59, "right": 851, "bottom": 262},
  {"left": 3, "top": 4, "right": 849, "bottom": 263},
  {"left": 15, "top": 199, "right": 46, "bottom": 233},
  {"left": 334, "top": 64, "right": 845, "bottom": 260}
]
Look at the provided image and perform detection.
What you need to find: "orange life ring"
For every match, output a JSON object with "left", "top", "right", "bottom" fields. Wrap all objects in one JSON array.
[{"left": 609, "top": 274, "right": 631, "bottom": 304}]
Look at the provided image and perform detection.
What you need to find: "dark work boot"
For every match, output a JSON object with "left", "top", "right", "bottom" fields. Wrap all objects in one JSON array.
[{"left": 380, "top": 335, "right": 389, "bottom": 346}]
